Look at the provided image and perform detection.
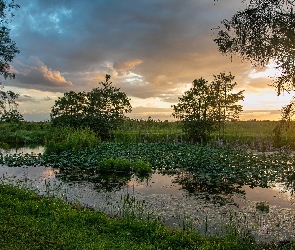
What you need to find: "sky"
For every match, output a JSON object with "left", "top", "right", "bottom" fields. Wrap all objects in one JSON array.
[{"left": 2, "top": 0, "right": 293, "bottom": 121}]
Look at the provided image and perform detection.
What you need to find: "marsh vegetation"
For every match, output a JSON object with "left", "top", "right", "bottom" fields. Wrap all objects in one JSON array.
[{"left": 1, "top": 119, "right": 295, "bottom": 249}]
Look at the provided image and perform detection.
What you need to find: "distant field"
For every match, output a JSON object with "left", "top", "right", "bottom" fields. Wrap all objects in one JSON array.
[
  {"left": 115, "top": 120, "right": 295, "bottom": 149},
  {"left": 1, "top": 120, "right": 295, "bottom": 150}
]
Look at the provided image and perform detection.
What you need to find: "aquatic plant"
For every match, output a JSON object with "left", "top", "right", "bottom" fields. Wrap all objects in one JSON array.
[{"left": 3, "top": 143, "right": 295, "bottom": 195}]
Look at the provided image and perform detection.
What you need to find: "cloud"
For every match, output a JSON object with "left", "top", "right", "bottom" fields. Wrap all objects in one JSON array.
[
  {"left": 239, "top": 110, "right": 281, "bottom": 121},
  {"left": 3, "top": 0, "right": 283, "bottom": 121},
  {"left": 127, "top": 106, "right": 174, "bottom": 121},
  {"left": 44, "top": 96, "right": 53, "bottom": 101},
  {"left": 113, "top": 59, "right": 143, "bottom": 75},
  {"left": 10, "top": 56, "right": 73, "bottom": 92},
  {"left": 17, "top": 94, "right": 38, "bottom": 103}
]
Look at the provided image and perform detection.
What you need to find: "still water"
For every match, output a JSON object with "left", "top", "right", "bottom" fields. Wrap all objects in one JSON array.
[{"left": 1, "top": 146, "right": 294, "bottom": 243}]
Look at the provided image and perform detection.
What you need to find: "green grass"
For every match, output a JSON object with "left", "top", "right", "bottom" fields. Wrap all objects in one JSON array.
[
  {"left": 1, "top": 120, "right": 295, "bottom": 150},
  {"left": 0, "top": 183, "right": 286, "bottom": 250},
  {"left": 44, "top": 127, "right": 100, "bottom": 154},
  {"left": 0, "top": 121, "right": 51, "bottom": 147},
  {"left": 115, "top": 120, "right": 295, "bottom": 150}
]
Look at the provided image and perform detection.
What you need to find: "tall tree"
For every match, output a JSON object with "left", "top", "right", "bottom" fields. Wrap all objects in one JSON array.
[
  {"left": 0, "top": 0, "right": 19, "bottom": 79},
  {"left": 172, "top": 73, "right": 244, "bottom": 142},
  {"left": 211, "top": 72, "right": 244, "bottom": 137},
  {"left": 0, "top": 1, "right": 22, "bottom": 122},
  {"left": 214, "top": 0, "right": 295, "bottom": 119},
  {"left": 172, "top": 78, "right": 214, "bottom": 142}
]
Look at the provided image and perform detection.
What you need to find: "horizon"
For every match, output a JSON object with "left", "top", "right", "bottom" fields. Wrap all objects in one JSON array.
[{"left": 21, "top": 109, "right": 282, "bottom": 122}]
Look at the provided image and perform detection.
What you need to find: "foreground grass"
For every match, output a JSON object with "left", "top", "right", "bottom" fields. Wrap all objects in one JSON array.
[{"left": 0, "top": 183, "right": 283, "bottom": 250}]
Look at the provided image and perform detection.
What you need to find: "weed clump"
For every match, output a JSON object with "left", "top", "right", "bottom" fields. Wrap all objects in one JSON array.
[{"left": 45, "top": 127, "right": 100, "bottom": 154}]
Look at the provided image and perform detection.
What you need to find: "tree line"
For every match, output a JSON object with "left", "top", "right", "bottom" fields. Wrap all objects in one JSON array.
[{"left": 1, "top": 72, "right": 244, "bottom": 142}]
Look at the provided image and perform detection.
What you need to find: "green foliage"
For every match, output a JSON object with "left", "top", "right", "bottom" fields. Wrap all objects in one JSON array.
[
  {"left": 0, "top": 84, "right": 24, "bottom": 123},
  {"left": 98, "top": 157, "right": 133, "bottom": 172},
  {"left": 172, "top": 73, "right": 244, "bottom": 142},
  {"left": 45, "top": 127, "right": 100, "bottom": 154},
  {"left": 97, "top": 157, "right": 152, "bottom": 174},
  {"left": 214, "top": 0, "right": 295, "bottom": 119},
  {"left": 3, "top": 120, "right": 295, "bottom": 150},
  {"left": 0, "top": 1, "right": 19, "bottom": 79},
  {"left": 0, "top": 121, "right": 50, "bottom": 146},
  {"left": 51, "top": 75, "right": 132, "bottom": 140},
  {"left": 7, "top": 142, "right": 295, "bottom": 194}
]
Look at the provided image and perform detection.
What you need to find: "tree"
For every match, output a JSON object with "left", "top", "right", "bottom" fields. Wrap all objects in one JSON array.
[
  {"left": 172, "top": 73, "right": 244, "bottom": 143},
  {"left": 51, "top": 75, "right": 132, "bottom": 140},
  {"left": 210, "top": 72, "right": 245, "bottom": 137},
  {"left": 0, "top": 1, "right": 22, "bottom": 123},
  {"left": 0, "top": 0, "right": 19, "bottom": 79},
  {"left": 0, "top": 83, "right": 23, "bottom": 122},
  {"left": 213, "top": 0, "right": 295, "bottom": 119}
]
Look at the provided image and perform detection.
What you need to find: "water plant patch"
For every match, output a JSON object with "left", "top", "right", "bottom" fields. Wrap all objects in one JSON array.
[{"left": 1, "top": 143, "right": 295, "bottom": 194}]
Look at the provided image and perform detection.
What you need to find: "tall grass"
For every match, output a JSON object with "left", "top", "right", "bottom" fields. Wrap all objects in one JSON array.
[
  {"left": 2, "top": 120, "right": 295, "bottom": 150},
  {"left": 115, "top": 120, "right": 295, "bottom": 150},
  {"left": 44, "top": 127, "right": 100, "bottom": 154},
  {"left": 0, "top": 121, "right": 51, "bottom": 147}
]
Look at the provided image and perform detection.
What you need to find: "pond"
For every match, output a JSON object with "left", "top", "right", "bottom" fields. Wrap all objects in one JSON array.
[{"left": 0, "top": 146, "right": 295, "bottom": 243}]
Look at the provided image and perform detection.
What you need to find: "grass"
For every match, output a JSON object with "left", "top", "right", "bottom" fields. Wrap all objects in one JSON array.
[
  {"left": 0, "top": 121, "right": 51, "bottom": 147},
  {"left": 215, "top": 121, "right": 295, "bottom": 150},
  {"left": 1, "top": 120, "right": 295, "bottom": 150},
  {"left": 114, "top": 120, "right": 295, "bottom": 150},
  {"left": 0, "top": 183, "right": 287, "bottom": 250},
  {"left": 44, "top": 127, "right": 100, "bottom": 154}
]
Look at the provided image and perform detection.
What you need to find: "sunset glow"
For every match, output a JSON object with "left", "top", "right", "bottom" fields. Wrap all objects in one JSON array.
[{"left": 2, "top": 0, "right": 291, "bottom": 121}]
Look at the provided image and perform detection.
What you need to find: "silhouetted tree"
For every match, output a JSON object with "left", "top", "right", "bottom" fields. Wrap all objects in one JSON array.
[
  {"left": 172, "top": 73, "right": 244, "bottom": 142},
  {"left": 214, "top": 0, "right": 295, "bottom": 120},
  {"left": 51, "top": 75, "right": 132, "bottom": 140},
  {"left": 0, "top": 0, "right": 19, "bottom": 79}
]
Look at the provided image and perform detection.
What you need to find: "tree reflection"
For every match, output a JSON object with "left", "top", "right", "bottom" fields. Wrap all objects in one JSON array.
[
  {"left": 169, "top": 171, "right": 246, "bottom": 206},
  {"left": 56, "top": 167, "right": 151, "bottom": 192}
]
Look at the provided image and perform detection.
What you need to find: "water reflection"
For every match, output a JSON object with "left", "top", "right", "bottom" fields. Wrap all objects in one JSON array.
[
  {"left": 1, "top": 146, "right": 295, "bottom": 243},
  {"left": 170, "top": 171, "right": 245, "bottom": 206},
  {"left": 0, "top": 146, "right": 294, "bottom": 208},
  {"left": 56, "top": 167, "right": 151, "bottom": 192},
  {"left": 0, "top": 146, "right": 45, "bottom": 155}
]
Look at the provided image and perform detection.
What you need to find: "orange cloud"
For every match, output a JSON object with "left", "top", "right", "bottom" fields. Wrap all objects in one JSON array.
[{"left": 113, "top": 59, "right": 143, "bottom": 75}]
